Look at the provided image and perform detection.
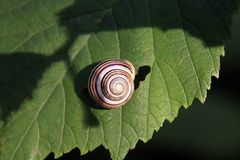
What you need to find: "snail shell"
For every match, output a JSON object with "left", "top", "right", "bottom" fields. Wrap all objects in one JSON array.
[{"left": 88, "top": 59, "right": 135, "bottom": 108}]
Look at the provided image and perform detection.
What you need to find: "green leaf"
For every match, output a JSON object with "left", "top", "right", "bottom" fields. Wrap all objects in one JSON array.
[{"left": 0, "top": 0, "right": 237, "bottom": 159}]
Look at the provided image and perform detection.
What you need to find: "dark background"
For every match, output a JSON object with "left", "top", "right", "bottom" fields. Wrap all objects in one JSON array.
[{"left": 45, "top": 4, "right": 240, "bottom": 160}]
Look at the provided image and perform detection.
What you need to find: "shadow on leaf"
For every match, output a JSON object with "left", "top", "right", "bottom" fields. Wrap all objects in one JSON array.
[
  {"left": 0, "top": 53, "right": 49, "bottom": 121},
  {"left": 74, "top": 62, "right": 101, "bottom": 126}
]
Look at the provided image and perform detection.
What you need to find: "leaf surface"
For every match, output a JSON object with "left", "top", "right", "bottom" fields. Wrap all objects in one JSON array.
[{"left": 0, "top": 0, "right": 237, "bottom": 159}]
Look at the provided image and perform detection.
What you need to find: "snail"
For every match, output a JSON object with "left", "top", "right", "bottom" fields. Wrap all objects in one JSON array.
[{"left": 88, "top": 59, "right": 135, "bottom": 109}]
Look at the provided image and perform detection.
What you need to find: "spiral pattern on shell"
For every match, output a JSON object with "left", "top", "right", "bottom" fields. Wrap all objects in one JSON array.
[{"left": 88, "top": 59, "right": 135, "bottom": 108}]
